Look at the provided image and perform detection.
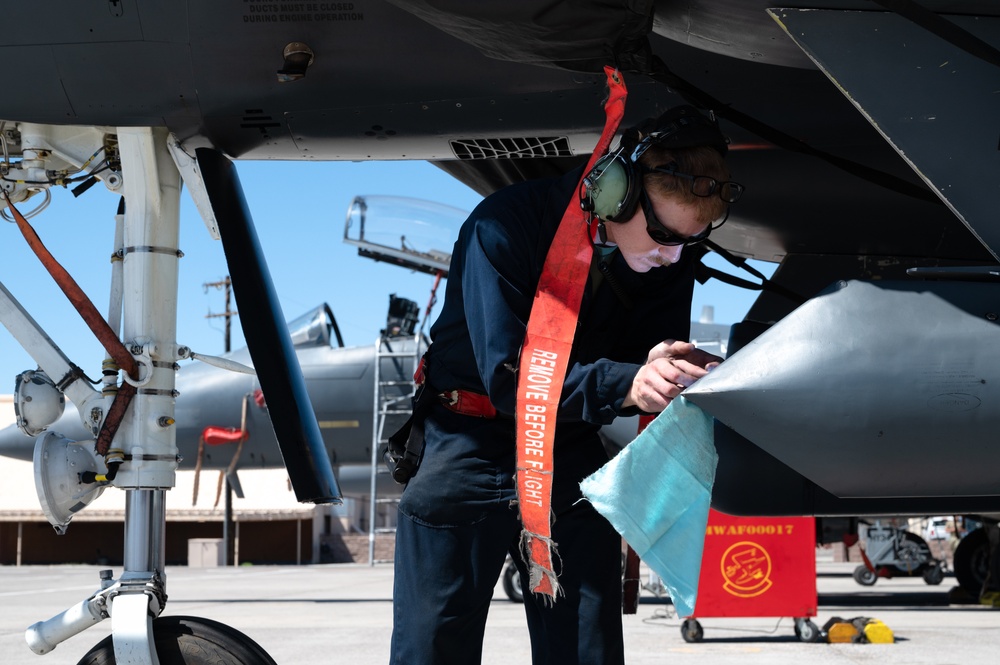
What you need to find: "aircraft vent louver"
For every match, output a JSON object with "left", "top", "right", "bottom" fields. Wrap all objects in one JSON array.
[
  {"left": 241, "top": 109, "right": 281, "bottom": 135},
  {"left": 450, "top": 137, "right": 571, "bottom": 160}
]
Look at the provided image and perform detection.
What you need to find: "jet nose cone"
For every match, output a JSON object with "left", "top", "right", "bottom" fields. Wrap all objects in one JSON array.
[{"left": 684, "top": 279, "right": 1000, "bottom": 499}]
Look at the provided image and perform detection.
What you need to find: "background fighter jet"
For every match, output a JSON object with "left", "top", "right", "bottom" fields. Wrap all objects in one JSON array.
[
  {"left": 0, "top": 188, "right": 729, "bottom": 501},
  {"left": 1, "top": 2, "right": 999, "bottom": 661}
]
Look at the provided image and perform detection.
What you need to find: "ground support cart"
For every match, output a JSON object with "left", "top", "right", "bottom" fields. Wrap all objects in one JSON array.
[
  {"left": 852, "top": 520, "right": 946, "bottom": 586},
  {"left": 681, "top": 510, "right": 819, "bottom": 643}
]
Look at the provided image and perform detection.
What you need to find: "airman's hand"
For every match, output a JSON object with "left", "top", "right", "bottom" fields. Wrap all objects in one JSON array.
[{"left": 622, "top": 339, "right": 722, "bottom": 413}]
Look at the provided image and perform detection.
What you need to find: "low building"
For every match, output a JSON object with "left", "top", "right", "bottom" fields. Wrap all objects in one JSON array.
[{"left": 0, "top": 395, "right": 379, "bottom": 566}]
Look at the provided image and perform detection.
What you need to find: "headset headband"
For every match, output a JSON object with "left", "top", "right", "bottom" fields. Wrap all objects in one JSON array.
[
  {"left": 627, "top": 106, "right": 728, "bottom": 163},
  {"left": 581, "top": 105, "right": 729, "bottom": 224}
]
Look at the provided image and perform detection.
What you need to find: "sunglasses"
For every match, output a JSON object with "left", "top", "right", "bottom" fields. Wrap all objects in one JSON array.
[{"left": 639, "top": 190, "right": 727, "bottom": 247}]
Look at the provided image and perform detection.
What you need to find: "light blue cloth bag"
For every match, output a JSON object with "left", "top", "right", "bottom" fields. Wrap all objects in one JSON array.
[{"left": 580, "top": 396, "right": 717, "bottom": 618}]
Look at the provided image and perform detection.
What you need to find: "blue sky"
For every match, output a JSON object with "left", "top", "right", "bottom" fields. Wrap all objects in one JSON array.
[{"left": 0, "top": 160, "right": 773, "bottom": 386}]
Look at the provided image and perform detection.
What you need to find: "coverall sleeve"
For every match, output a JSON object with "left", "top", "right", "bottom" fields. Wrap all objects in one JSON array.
[{"left": 461, "top": 215, "right": 639, "bottom": 425}]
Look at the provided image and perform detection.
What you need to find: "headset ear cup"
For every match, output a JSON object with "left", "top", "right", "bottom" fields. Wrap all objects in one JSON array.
[
  {"left": 614, "top": 157, "right": 641, "bottom": 222},
  {"left": 584, "top": 154, "right": 639, "bottom": 222}
]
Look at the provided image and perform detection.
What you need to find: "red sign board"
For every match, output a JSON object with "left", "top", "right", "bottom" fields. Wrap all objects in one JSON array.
[{"left": 690, "top": 510, "right": 817, "bottom": 618}]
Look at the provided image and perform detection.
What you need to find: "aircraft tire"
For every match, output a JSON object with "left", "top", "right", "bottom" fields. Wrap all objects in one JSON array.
[
  {"left": 76, "top": 616, "right": 277, "bottom": 665},
  {"left": 502, "top": 560, "right": 524, "bottom": 603},
  {"left": 953, "top": 528, "right": 990, "bottom": 598}
]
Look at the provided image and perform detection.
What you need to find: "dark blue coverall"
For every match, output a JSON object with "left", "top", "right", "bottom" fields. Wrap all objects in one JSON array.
[{"left": 390, "top": 167, "right": 695, "bottom": 665}]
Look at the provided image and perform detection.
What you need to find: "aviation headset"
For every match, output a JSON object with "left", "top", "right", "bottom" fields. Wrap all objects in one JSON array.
[{"left": 580, "top": 105, "right": 730, "bottom": 224}]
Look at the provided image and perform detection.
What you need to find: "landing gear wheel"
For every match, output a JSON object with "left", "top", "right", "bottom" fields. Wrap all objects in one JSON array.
[
  {"left": 922, "top": 562, "right": 945, "bottom": 586},
  {"left": 954, "top": 528, "right": 989, "bottom": 598},
  {"left": 853, "top": 564, "right": 877, "bottom": 586},
  {"left": 794, "top": 618, "right": 821, "bottom": 643},
  {"left": 680, "top": 618, "right": 704, "bottom": 643},
  {"left": 76, "top": 616, "right": 277, "bottom": 665},
  {"left": 502, "top": 561, "right": 524, "bottom": 603}
]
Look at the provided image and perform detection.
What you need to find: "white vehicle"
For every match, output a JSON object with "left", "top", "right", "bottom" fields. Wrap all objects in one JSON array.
[{"left": 924, "top": 517, "right": 951, "bottom": 541}]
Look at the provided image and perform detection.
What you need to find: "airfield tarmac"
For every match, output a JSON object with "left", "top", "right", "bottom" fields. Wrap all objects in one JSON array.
[{"left": 1, "top": 556, "right": 997, "bottom": 665}]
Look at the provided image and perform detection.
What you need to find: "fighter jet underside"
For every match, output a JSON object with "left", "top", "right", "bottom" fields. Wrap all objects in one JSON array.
[{"left": 0, "top": 1, "right": 998, "bottom": 662}]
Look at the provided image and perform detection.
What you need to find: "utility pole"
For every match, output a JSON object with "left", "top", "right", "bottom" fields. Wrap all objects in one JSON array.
[
  {"left": 204, "top": 276, "right": 236, "bottom": 352},
  {"left": 203, "top": 276, "right": 238, "bottom": 564}
]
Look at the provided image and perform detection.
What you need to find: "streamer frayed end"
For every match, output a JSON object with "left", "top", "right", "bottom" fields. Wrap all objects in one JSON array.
[{"left": 520, "top": 529, "right": 563, "bottom": 604}]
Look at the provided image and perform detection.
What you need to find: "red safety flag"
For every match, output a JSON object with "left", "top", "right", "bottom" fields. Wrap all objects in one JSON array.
[{"left": 515, "top": 67, "right": 627, "bottom": 599}]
